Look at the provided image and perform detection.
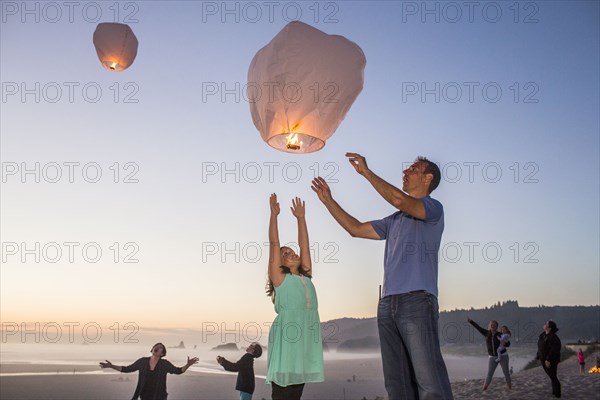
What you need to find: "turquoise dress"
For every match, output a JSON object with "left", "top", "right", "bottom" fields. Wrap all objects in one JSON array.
[{"left": 266, "top": 273, "right": 324, "bottom": 386}]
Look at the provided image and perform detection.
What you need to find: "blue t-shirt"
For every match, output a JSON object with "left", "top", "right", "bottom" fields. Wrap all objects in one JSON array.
[{"left": 370, "top": 196, "right": 444, "bottom": 298}]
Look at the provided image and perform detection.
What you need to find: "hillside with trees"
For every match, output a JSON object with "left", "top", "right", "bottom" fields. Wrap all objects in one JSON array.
[{"left": 325, "top": 301, "right": 599, "bottom": 352}]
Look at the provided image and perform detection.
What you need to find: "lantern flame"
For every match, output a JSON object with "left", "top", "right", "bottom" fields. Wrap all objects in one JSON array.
[
  {"left": 110, "top": 62, "right": 118, "bottom": 70},
  {"left": 286, "top": 133, "right": 302, "bottom": 150}
]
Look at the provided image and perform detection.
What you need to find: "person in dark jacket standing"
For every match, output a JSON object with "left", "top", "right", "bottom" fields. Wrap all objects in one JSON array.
[
  {"left": 537, "top": 320, "right": 562, "bottom": 398},
  {"left": 467, "top": 318, "right": 511, "bottom": 391},
  {"left": 99, "top": 342, "right": 198, "bottom": 400},
  {"left": 217, "top": 343, "right": 263, "bottom": 400}
]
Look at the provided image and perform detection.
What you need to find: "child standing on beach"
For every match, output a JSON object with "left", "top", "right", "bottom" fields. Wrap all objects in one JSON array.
[
  {"left": 217, "top": 343, "right": 263, "bottom": 400},
  {"left": 265, "top": 194, "right": 324, "bottom": 400},
  {"left": 577, "top": 349, "right": 585, "bottom": 374},
  {"left": 496, "top": 326, "right": 511, "bottom": 362}
]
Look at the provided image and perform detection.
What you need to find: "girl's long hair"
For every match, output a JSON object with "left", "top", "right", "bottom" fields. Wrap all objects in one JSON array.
[{"left": 266, "top": 265, "right": 312, "bottom": 302}]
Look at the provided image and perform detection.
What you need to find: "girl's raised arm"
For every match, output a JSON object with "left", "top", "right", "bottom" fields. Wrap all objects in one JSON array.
[
  {"left": 268, "top": 193, "right": 284, "bottom": 287},
  {"left": 291, "top": 197, "right": 312, "bottom": 276}
]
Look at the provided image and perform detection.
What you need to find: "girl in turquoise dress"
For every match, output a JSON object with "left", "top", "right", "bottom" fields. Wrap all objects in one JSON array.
[{"left": 266, "top": 194, "right": 324, "bottom": 400}]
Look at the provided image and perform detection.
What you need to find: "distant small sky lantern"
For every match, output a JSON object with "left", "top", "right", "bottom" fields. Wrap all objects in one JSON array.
[
  {"left": 93, "top": 23, "right": 138, "bottom": 72},
  {"left": 248, "top": 21, "right": 366, "bottom": 154}
]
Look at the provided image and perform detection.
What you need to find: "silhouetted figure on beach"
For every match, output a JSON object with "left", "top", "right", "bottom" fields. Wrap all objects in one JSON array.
[{"left": 537, "top": 321, "right": 562, "bottom": 398}]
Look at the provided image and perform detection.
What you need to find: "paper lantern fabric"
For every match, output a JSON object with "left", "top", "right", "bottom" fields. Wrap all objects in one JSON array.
[
  {"left": 93, "top": 23, "right": 138, "bottom": 72},
  {"left": 248, "top": 21, "right": 366, "bottom": 153}
]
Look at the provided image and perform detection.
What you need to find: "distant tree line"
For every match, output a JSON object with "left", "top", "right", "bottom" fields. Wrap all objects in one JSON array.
[
  {"left": 324, "top": 301, "right": 599, "bottom": 350},
  {"left": 438, "top": 301, "right": 599, "bottom": 345}
]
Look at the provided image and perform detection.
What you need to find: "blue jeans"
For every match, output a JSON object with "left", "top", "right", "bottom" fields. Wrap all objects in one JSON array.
[
  {"left": 486, "top": 355, "right": 511, "bottom": 387},
  {"left": 377, "top": 292, "right": 453, "bottom": 400},
  {"left": 239, "top": 391, "right": 252, "bottom": 400}
]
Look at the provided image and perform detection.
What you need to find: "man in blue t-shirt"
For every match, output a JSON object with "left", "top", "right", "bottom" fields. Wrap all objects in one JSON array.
[{"left": 311, "top": 153, "right": 453, "bottom": 400}]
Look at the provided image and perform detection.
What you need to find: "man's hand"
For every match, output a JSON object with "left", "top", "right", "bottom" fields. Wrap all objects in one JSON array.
[
  {"left": 346, "top": 152, "right": 370, "bottom": 176},
  {"left": 99, "top": 360, "right": 113, "bottom": 369},
  {"left": 544, "top": 360, "right": 551, "bottom": 368},
  {"left": 216, "top": 356, "right": 224, "bottom": 365},
  {"left": 311, "top": 177, "right": 333, "bottom": 204}
]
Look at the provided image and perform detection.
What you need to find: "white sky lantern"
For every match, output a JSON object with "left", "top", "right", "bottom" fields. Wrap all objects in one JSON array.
[
  {"left": 248, "top": 21, "right": 366, "bottom": 154},
  {"left": 93, "top": 23, "right": 138, "bottom": 72}
]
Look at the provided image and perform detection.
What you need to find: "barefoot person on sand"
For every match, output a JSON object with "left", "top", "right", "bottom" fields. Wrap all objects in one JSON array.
[{"left": 99, "top": 342, "right": 198, "bottom": 400}]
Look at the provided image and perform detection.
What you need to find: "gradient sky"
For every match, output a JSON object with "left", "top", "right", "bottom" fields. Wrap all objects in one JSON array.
[{"left": 1, "top": 1, "right": 598, "bottom": 332}]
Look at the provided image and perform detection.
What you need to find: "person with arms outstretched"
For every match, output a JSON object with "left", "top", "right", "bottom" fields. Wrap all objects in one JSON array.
[
  {"left": 99, "top": 342, "right": 198, "bottom": 400},
  {"left": 217, "top": 342, "right": 263, "bottom": 400}
]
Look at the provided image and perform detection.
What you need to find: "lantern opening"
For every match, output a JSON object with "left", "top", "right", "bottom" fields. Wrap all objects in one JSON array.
[
  {"left": 100, "top": 61, "right": 125, "bottom": 72},
  {"left": 286, "top": 133, "right": 303, "bottom": 150},
  {"left": 267, "top": 132, "right": 324, "bottom": 154}
]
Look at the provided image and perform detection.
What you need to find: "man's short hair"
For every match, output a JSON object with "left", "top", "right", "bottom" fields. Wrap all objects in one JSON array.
[
  {"left": 417, "top": 156, "right": 441, "bottom": 194},
  {"left": 251, "top": 343, "right": 263, "bottom": 358}
]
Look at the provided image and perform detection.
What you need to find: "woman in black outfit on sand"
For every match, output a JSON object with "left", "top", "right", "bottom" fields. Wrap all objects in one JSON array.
[
  {"left": 467, "top": 317, "right": 511, "bottom": 391},
  {"left": 100, "top": 342, "right": 198, "bottom": 400},
  {"left": 537, "top": 320, "right": 562, "bottom": 398}
]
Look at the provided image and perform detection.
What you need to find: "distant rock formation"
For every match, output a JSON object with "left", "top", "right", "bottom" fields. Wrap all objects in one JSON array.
[
  {"left": 170, "top": 341, "right": 185, "bottom": 349},
  {"left": 211, "top": 343, "right": 238, "bottom": 351}
]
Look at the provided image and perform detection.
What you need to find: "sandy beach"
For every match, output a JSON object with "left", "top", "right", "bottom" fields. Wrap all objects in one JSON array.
[
  {"left": 1, "top": 359, "right": 383, "bottom": 400},
  {"left": 451, "top": 352, "right": 600, "bottom": 400},
  {"left": 2, "top": 351, "right": 599, "bottom": 399}
]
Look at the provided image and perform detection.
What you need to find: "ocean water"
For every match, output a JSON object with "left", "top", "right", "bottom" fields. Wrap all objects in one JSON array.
[{"left": 0, "top": 342, "right": 535, "bottom": 382}]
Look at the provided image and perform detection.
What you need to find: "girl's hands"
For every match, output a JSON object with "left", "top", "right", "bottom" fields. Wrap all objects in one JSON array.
[
  {"left": 270, "top": 193, "right": 280, "bottom": 216},
  {"left": 290, "top": 197, "right": 305, "bottom": 219}
]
